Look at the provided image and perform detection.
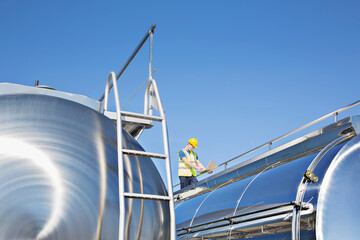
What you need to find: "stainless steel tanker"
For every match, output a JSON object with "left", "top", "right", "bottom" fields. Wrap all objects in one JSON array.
[
  {"left": 175, "top": 103, "right": 360, "bottom": 240},
  {"left": 0, "top": 82, "right": 171, "bottom": 239}
]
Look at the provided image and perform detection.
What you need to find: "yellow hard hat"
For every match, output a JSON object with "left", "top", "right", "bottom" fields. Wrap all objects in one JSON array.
[{"left": 188, "top": 138, "right": 198, "bottom": 148}]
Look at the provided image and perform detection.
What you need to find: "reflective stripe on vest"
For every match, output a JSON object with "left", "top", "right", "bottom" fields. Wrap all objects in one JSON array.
[{"left": 178, "top": 149, "right": 197, "bottom": 177}]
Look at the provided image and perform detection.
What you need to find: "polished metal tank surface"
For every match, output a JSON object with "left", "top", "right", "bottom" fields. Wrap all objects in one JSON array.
[
  {"left": 316, "top": 134, "right": 360, "bottom": 240},
  {"left": 175, "top": 117, "right": 360, "bottom": 239},
  {"left": 0, "top": 93, "right": 170, "bottom": 239},
  {"left": 176, "top": 144, "right": 343, "bottom": 239}
]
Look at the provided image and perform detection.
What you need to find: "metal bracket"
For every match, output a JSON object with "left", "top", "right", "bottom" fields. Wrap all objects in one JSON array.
[{"left": 303, "top": 170, "right": 319, "bottom": 183}]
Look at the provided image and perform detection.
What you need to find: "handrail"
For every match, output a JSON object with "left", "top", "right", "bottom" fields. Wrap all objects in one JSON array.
[
  {"left": 217, "top": 99, "right": 360, "bottom": 170},
  {"left": 104, "top": 72, "right": 125, "bottom": 240},
  {"left": 98, "top": 24, "right": 156, "bottom": 102},
  {"left": 101, "top": 25, "right": 177, "bottom": 239},
  {"left": 173, "top": 99, "right": 360, "bottom": 189}
]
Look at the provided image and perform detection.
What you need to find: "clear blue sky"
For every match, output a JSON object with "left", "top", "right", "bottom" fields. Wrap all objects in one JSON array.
[{"left": 1, "top": 0, "right": 360, "bottom": 188}]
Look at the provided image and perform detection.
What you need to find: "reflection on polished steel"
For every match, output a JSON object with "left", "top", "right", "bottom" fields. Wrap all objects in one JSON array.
[
  {"left": 0, "top": 83, "right": 170, "bottom": 239},
  {"left": 292, "top": 133, "right": 355, "bottom": 240},
  {"left": 175, "top": 112, "right": 360, "bottom": 239},
  {"left": 317, "top": 134, "right": 360, "bottom": 240}
]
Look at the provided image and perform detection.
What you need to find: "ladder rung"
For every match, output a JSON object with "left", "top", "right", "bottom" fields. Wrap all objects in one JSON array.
[
  {"left": 120, "top": 111, "right": 164, "bottom": 122},
  {"left": 123, "top": 192, "right": 171, "bottom": 201},
  {"left": 104, "top": 111, "right": 117, "bottom": 120},
  {"left": 122, "top": 149, "right": 167, "bottom": 159}
]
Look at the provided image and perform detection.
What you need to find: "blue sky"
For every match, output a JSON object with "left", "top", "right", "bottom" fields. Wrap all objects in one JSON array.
[{"left": 1, "top": 0, "right": 360, "bottom": 188}]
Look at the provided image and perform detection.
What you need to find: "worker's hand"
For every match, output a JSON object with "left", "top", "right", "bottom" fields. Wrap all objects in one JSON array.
[{"left": 198, "top": 166, "right": 206, "bottom": 171}]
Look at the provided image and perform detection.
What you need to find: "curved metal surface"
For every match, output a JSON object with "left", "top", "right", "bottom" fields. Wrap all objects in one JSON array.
[
  {"left": 175, "top": 116, "right": 359, "bottom": 201},
  {"left": 0, "top": 93, "right": 170, "bottom": 239},
  {"left": 175, "top": 139, "right": 351, "bottom": 239},
  {"left": 292, "top": 133, "right": 355, "bottom": 240},
  {"left": 316, "top": 134, "right": 360, "bottom": 240}
]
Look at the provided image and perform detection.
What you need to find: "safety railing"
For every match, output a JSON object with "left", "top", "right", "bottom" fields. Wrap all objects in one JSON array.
[
  {"left": 173, "top": 99, "right": 360, "bottom": 190},
  {"left": 218, "top": 99, "right": 360, "bottom": 170}
]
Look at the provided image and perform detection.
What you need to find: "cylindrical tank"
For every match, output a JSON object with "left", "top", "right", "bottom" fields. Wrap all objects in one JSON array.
[
  {"left": 0, "top": 89, "right": 170, "bottom": 239},
  {"left": 175, "top": 119, "right": 360, "bottom": 239}
]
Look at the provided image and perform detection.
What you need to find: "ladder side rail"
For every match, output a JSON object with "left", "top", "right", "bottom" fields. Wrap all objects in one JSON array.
[
  {"left": 103, "top": 78, "right": 111, "bottom": 113},
  {"left": 144, "top": 80, "right": 151, "bottom": 115},
  {"left": 121, "top": 80, "right": 151, "bottom": 140},
  {"left": 148, "top": 78, "right": 176, "bottom": 240},
  {"left": 143, "top": 80, "right": 155, "bottom": 116},
  {"left": 145, "top": 31, "right": 155, "bottom": 116},
  {"left": 145, "top": 29, "right": 154, "bottom": 116},
  {"left": 105, "top": 72, "right": 126, "bottom": 240},
  {"left": 148, "top": 31, "right": 154, "bottom": 82},
  {"left": 136, "top": 80, "right": 152, "bottom": 140}
]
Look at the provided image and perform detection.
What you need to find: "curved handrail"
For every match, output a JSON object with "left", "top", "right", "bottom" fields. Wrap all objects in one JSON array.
[{"left": 104, "top": 72, "right": 126, "bottom": 240}]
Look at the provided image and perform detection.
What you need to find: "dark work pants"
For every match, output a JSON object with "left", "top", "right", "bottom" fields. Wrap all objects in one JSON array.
[{"left": 179, "top": 176, "right": 198, "bottom": 189}]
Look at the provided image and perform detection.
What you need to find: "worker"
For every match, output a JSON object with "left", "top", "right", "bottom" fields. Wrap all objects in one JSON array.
[{"left": 178, "top": 138, "right": 212, "bottom": 189}]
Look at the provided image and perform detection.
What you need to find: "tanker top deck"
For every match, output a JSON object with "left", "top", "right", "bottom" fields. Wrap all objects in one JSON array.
[
  {"left": 0, "top": 82, "right": 100, "bottom": 110},
  {"left": 0, "top": 83, "right": 153, "bottom": 138},
  {"left": 174, "top": 114, "right": 360, "bottom": 202},
  {"left": 175, "top": 112, "right": 360, "bottom": 240}
]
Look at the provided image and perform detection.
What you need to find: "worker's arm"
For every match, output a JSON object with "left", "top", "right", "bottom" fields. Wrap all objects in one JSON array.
[
  {"left": 182, "top": 157, "right": 202, "bottom": 170},
  {"left": 196, "top": 160, "right": 206, "bottom": 170},
  {"left": 197, "top": 160, "right": 213, "bottom": 174}
]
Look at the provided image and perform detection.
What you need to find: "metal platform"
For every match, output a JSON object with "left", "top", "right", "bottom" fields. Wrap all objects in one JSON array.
[{"left": 104, "top": 110, "right": 154, "bottom": 137}]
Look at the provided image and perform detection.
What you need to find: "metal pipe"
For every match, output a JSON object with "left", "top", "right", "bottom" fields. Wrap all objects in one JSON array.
[
  {"left": 178, "top": 203, "right": 299, "bottom": 235},
  {"left": 105, "top": 72, "right": 126, "bottom": 240},
  {"left": 180, "top": 211, "right": 292, "bottom": 236},
  {"left": 144, "top": 80, "right": 151, "bottom": 115},
  {"left": 150, "top": 79, "right": 176, "bottom": 240},
  {"left": 149, "top": 32, "right": 154, "bottom": 80},
  {"left": 103, "top": 80, "right": 110, "bottom": 113},
  {"left": 99, "top": 24, "right": 156, "bottom": 102}
]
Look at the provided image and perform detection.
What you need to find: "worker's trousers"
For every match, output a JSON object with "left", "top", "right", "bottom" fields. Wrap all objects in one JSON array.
[{"left": 179, "top": 175, "right": 198, "bottom": 189}]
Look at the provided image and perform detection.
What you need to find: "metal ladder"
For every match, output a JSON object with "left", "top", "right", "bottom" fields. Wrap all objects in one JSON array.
[{"left": 101, "top": 25, "right": 176, "bottom": 240}]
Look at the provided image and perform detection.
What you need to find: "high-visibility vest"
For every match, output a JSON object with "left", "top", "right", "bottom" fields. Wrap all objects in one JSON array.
[{"left": 178, "top": 149, "right": 197, "bottom": 177}]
